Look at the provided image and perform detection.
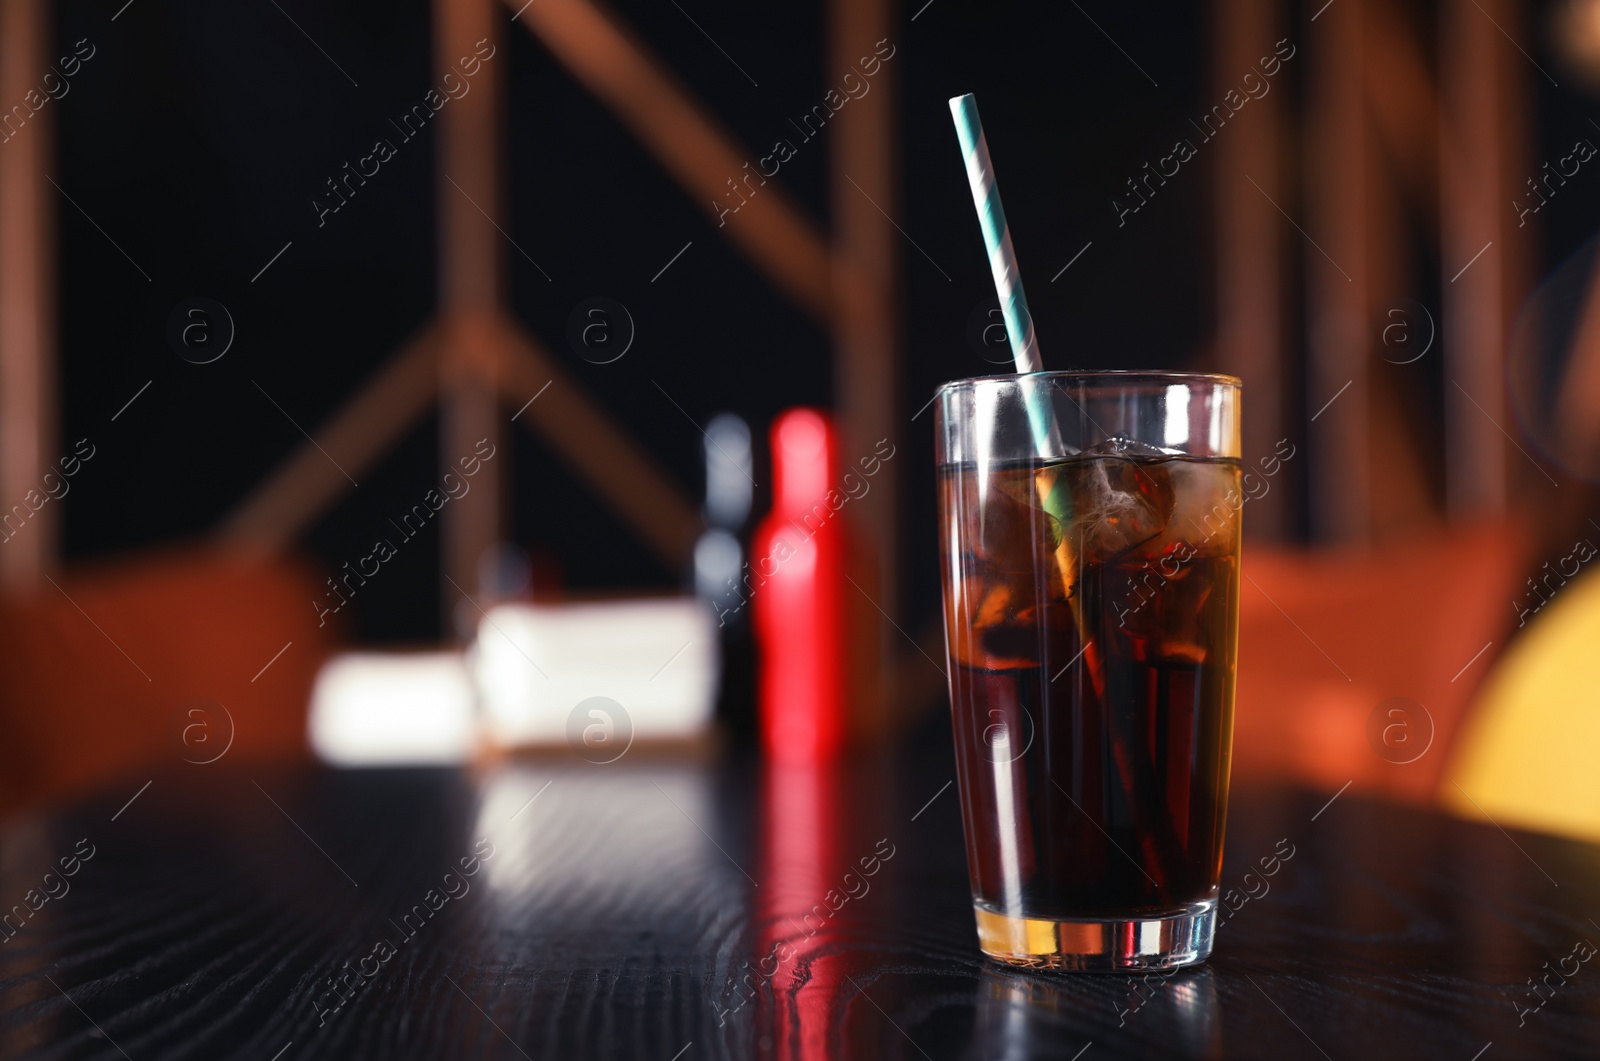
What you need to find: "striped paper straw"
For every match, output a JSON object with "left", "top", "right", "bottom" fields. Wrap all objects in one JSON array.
[
  {"left": 949, "top": 93, "right": 1061, "bottom": 462},
  {"left": 949, "top": 93, "right": 1041, "bottom": 374}
]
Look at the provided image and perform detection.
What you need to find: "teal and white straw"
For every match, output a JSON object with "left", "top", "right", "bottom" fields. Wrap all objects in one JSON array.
[
  {"left": 949, "top": 93, "right": 1041, "bottom": 375},
  {"left": 949, "top": 93, "right": 1062, "bottom": 464}
]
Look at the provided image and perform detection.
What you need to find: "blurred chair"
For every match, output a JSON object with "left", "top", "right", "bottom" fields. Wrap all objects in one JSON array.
[
  {"left": 0, "top": 549, "right": 336, "bottom": 818},
  {"left": 1446, "top": 558, "right": 1600, "bottom": 842},
  {"left": 1230, "top": 521, "right": 1525, "bottom": 804}
]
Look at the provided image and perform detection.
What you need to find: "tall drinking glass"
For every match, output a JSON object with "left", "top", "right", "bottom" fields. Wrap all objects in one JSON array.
[{"left": 935, "top": 371, "right": 1242, "bottom": 972}]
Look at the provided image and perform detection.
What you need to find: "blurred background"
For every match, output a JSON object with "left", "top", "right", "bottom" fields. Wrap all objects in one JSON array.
[{"left": 2, "top": 0, "right": 1597, "bottom": 837}]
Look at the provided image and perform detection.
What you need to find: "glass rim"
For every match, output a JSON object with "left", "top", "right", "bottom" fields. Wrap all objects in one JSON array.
[{"left": 934, "top": 369, "right": 1242, "bottom": 394}]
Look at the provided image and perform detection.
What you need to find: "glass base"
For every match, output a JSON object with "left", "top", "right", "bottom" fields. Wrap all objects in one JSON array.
[{"left": 973, "top": 901, "right": 1215, "bottom": 973}]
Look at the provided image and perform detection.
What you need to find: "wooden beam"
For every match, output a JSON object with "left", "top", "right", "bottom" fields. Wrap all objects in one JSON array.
[
  {"left": 829, "top": 0, "right": 897, "bottom": 739},
  {"left": 216, "top": 312, "right": 705, "bottom": 575},
  {"left": 1365, "top": 102, "right": 1439, "bottom": 540},
  {"left": 1555, "top": 260, "right": 1600, "bottom": 477},
  {"left": 1213, "top": 0, "right": 1286, "bottom": 538},
  {"left": 215, "top": 0, "right": 736, "bottom": 594},
  {"left": 1306, "top": 0, "right": 1371, "bottom": 543},
  {"left": 437, "top": 0, "right": 505, "bottom": 626},
  {"left": 500, "top": 325, "right": 700, "bottom": 570},
  {"left": 1440, "top": 0, "right": 1522, "bottom": 517},
  {"left": 0, "top": 0, "right": 55, "bottom": 588},
  {"left": 217, "top": 326, "right": 441, "bottom": 550},
  {"left": 1362, "top": 2, "right": 1442, "bottom": 229},
  {"left": 507, "top": 0, "right": 833, "bottom": 322},
  {"left": 438, "top": 312, "right": 503, "bottom": 628}
]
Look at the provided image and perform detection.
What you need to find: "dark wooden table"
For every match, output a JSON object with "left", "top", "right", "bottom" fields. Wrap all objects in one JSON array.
[{"left": 2, "top": 727, "right": 1598, "bottom": 1060}]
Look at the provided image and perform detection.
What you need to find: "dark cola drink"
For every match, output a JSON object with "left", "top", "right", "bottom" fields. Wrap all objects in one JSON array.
[{"left": 939, "top": 445, "right": 1241, "bottom": 969}]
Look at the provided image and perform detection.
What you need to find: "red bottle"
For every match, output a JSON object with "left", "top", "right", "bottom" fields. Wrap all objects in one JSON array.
[{"left": 751, "top": 409, "right": 847, "bottom": 763}]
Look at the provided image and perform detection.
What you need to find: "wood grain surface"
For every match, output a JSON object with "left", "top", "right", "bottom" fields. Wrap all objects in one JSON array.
[{"left": 1, "top": 729, "right": 1597, "bottom": 1059}]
